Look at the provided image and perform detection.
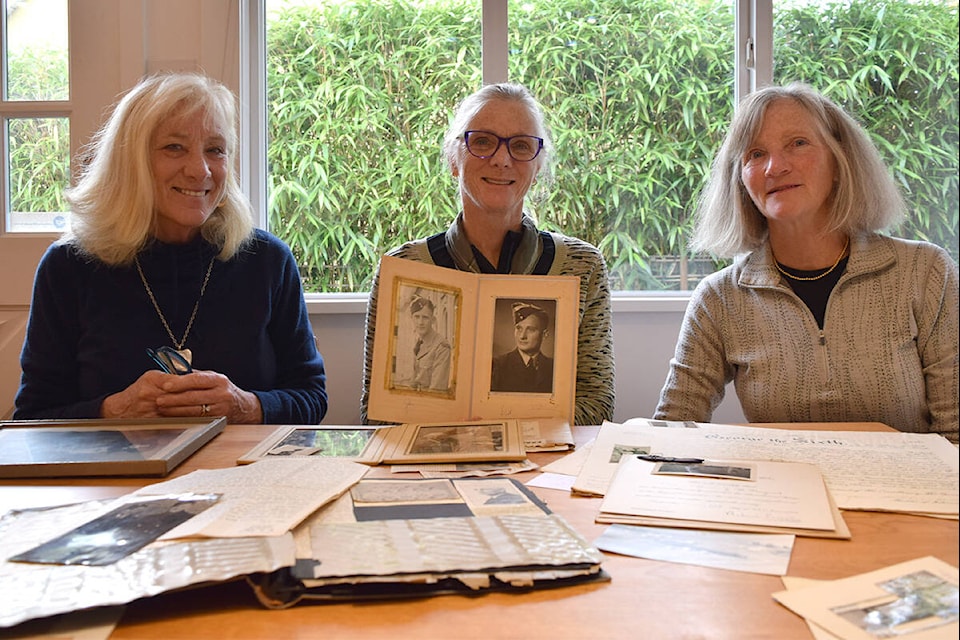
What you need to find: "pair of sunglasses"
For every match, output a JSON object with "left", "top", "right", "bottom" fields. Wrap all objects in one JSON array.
[{"left": 147, "top": 347, "right": 193, "bottom": 375}]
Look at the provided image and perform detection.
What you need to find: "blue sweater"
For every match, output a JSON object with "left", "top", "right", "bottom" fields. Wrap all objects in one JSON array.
[{"left": 14, "top": 230, "right": 327, "bottom": 424}]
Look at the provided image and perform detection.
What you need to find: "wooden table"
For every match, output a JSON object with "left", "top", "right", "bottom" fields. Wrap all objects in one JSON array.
[{"left": 1, "top": 422, "right": 956, "bottom": 640}]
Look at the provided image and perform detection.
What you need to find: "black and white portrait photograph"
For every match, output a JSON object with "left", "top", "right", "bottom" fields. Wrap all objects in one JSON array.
[
  {"left": 368, "top": 256, "right": 579, "bottom": 424},
  {"left": 388, "top": 281, "right": 459, "bottom": 397},
  {"left": 407, "top": 423, "right": 506, "bottom": 455},
  {"left": 489, "top": 298, "right": 557, "bottom": 394}
]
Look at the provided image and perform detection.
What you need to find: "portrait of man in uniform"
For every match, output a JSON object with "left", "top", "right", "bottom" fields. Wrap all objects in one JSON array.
[
  {"left": 490, "top": 301, "right": 554, "bottom": 394},
  {"left": 399, "top": 294, "right": 453, "bottom": 392}
]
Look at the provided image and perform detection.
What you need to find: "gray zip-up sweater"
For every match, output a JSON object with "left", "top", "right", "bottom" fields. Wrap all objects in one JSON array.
[{"left": 655, "top": 234, "right": 958, "bottom": 444}]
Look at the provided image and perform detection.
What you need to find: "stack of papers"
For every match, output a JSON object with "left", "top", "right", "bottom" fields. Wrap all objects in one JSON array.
[
  {"left": 773, "top": 556, "right": 959, "bottom": 639},
  {"left": 0, "top": 457, "right": 368, "bottom": 628},
  {"left": 249, "top": 476, "right": 607, "bottom": 605},
  {"left": 1, "top": 465, "right": 605, "bottom": 629},
  {"left": 573, "top": 420, "right": 959, "bottom": 518},
  {"left": 358, "top": 420, "right": 527, "bottom": 465},
  {"left": 597, "top": 454, "right": 850, "bottom": 538}
]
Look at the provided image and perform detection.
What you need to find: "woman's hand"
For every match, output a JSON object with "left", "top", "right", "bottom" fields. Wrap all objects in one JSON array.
[
  {"left": 101, "top": 370, "right": 263, "bottom": 423},
  {"left": 156, "top": 370, "right": 263, "bottom": 423},
  {"left": 100, "top": 370, "right": 173, "bottom": 419}
]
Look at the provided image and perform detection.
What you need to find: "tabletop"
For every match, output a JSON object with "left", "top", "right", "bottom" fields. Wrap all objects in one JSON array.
[{"left": 1, "top": 421, "right": 957, "bottom": 640}]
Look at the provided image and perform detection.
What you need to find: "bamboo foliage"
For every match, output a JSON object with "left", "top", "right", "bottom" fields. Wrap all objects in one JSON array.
[
  {"left": 267, "top": 0, "right": 956, "bottom": 292},
  {"left": 6, "top": 0, "right": 956, "bottom": 293},
  {"left": 6, "top": 48, "right": 70, "bottom": 215}
]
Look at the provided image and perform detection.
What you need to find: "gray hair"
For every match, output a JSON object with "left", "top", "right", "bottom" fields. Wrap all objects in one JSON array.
[
  {"left": 442, "top": 82, "right": 555, "bottom": 185},
  {"left": 692, "top": 82, "right": 905, "bottom": 257}
]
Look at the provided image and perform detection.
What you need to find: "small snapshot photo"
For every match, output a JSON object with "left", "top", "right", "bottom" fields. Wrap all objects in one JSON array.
[
  {"left": 387, "top": 280, "right": 460, "bottom": 397},
  {"left": 830, "top": 570, "right": 959, "bottom": 636},
  {"left": 454, "top": 478, "right": 545, "bottom": 517},
  {"left": 10, "top": 494, "right": 219, "bottom": 566},
  {"left": 238, "top": 426, "right": 377, "bottom": 463},
  {"left": 407, "top": 423, "right": 506, "bottom": 456},
  {"left": 653, "top": 461, "right": 756, "bottom": 481},
  {"left": 489, "top": 297, "right": 557, "bottom": 395},
  {"left": 610, "top": 445, "right": 651, "bottom": 464},
  {"left": 350, "top": 478, "right": 462, "bottom": 506}
]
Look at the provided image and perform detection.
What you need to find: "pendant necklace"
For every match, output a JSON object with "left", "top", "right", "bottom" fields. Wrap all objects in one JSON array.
[
  {"left": 774, "top": 237, "right": 849, "bottom": 282},
  {"left": 135, "top": 255, "right": 216, "bottom": 365}
]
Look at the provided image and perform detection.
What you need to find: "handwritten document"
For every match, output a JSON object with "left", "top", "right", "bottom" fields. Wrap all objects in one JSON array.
[
  {"left": 133, "top": 457, "right": 369, "bottom": 538},
  {"left": 574, "top": 420, "right": 959, "bottom": 515},
  {"left": 600, "top": 455, "right": 836, "bottom": 531}
]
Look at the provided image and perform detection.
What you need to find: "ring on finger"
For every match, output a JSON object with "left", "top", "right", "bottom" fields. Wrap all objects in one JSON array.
[{"left": 200, "top": 404, "right": 210, "bottom": 417}]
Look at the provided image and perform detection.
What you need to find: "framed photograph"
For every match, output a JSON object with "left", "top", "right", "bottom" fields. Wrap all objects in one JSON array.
[
  {"left": 0, "top": 417, "right": 226, "bottom": 478},
  {"left": 385, "top": 280, "right": 460, "bottom": 399},
  {"left": 358, "top": 420, "right": 526, "bottom": 465},
  {"left": 238, "top": 425, "right": 378, "bottom": 464},
  {"left": 368, "top": 256, "right": 579, "bottom": 424},
  {"left": 472, "top": 278, "right": 578, "bottom": 422}
]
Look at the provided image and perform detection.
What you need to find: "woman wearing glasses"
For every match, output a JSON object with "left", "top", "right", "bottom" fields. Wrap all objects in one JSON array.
[
  {"left": 361, "top": 83, "right": 614, "bottom": 425},
  {"left": 14, "top": 72, "right": 327, "bottom": 425}
]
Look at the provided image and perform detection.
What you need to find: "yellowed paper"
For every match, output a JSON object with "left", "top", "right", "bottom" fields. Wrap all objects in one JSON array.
[
  {"left": 133, "top": 457, "right": 369, "bottom": 538},
  {"left": 575, "top": 420, "right": 959, "bottom": 516},
  {"left": 541, "top": 438, "right": 594, "bottom": 476},
  {"left": 781, "top": 576, "right": 842, "bottom": 640},
  {"left": 600, "top": 455, "right": 837, "bottom": 531},
  {"left": 773, "top": 556, "right": 959, "bottom": 640}
]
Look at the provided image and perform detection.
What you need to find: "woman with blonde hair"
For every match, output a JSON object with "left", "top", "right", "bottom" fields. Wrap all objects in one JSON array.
[{"left": 15, "top": 72, "right": 327, "bottom": 424}]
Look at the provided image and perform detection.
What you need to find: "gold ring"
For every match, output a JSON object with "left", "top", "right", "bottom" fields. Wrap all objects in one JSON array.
[{"left": 200, "top": 404, "right": 210, "bottom": 417}]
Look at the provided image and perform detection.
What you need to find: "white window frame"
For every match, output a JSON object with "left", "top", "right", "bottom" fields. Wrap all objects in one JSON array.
[{"left": 244, "top": 0, "right": 773, "bottom": 312}]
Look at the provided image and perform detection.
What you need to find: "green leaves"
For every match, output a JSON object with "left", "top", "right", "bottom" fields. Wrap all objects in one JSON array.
[{"left": 775, "top": 0, "right": 959, "bottom": 262}]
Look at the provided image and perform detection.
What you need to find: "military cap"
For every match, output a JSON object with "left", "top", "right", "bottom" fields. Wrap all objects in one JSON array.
[
  {"left": 512, "top": 301, "right": 548, "bottom": 326},
  {"left": 410, "top": 295, "right": 435, "bottom": 314}
]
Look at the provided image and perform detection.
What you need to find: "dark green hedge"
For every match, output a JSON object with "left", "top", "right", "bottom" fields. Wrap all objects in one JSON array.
[{"left": 267, "top": 0, "right": 957, "bottom": 292}]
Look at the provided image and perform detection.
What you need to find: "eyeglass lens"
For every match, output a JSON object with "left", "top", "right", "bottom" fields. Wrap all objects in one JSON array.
[
  {"left": 147, "top": 347, "right": 193, "bottom": 375},
  {"left": 464, "top": 131, "right": 543, "bottom": 161}
]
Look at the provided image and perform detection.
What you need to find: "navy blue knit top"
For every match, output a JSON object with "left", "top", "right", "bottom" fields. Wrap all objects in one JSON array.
[{"left": 14, "top": 229, "right": 327, "bottom": 424}]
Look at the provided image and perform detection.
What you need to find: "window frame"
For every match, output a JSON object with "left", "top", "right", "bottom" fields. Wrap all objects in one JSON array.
[
  {"left": 240, "top": 0, "right": 773, "bottom": 306},
  {"left": 0, "top": 0, "right": 72, "bottom": 236}
]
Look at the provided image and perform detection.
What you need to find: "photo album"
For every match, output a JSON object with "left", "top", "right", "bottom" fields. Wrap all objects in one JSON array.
[{"left": 367, "top": 255, "right": 580, "bottom": 425}]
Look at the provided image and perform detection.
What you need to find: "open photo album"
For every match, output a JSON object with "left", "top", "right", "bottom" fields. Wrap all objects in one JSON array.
[{"left": 368, "top": 255, "right": 580, "bottom": 425}]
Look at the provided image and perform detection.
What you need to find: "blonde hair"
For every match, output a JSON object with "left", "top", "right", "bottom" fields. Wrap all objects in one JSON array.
[
  {"left": 692, "top": 82, "right": 905, "bottom": 258},
  {"left": 64, "top": 72, "right": 254, "bottom": 265}
]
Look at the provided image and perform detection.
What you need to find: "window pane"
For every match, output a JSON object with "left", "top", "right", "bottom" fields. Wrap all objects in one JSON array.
[
  {"left": 4, "top": 0, "right": 69, "bottom": 101},
  {"left": 267, "top": 0, "right": 481, "bottom": 293},
  {"left": 507, "top": 0, "right": 735, "bottom": 291},
  {"left": 774, "top": 0, "right": 959, "bottom": 262},
  {"left": 6, "top": 116, "right": 70, "bottom": 232}
]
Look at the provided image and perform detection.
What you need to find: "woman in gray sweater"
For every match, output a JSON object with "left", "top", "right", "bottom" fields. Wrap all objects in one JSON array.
[{"left": 655, "top": 83, "right": 958, "bottom": 443}]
